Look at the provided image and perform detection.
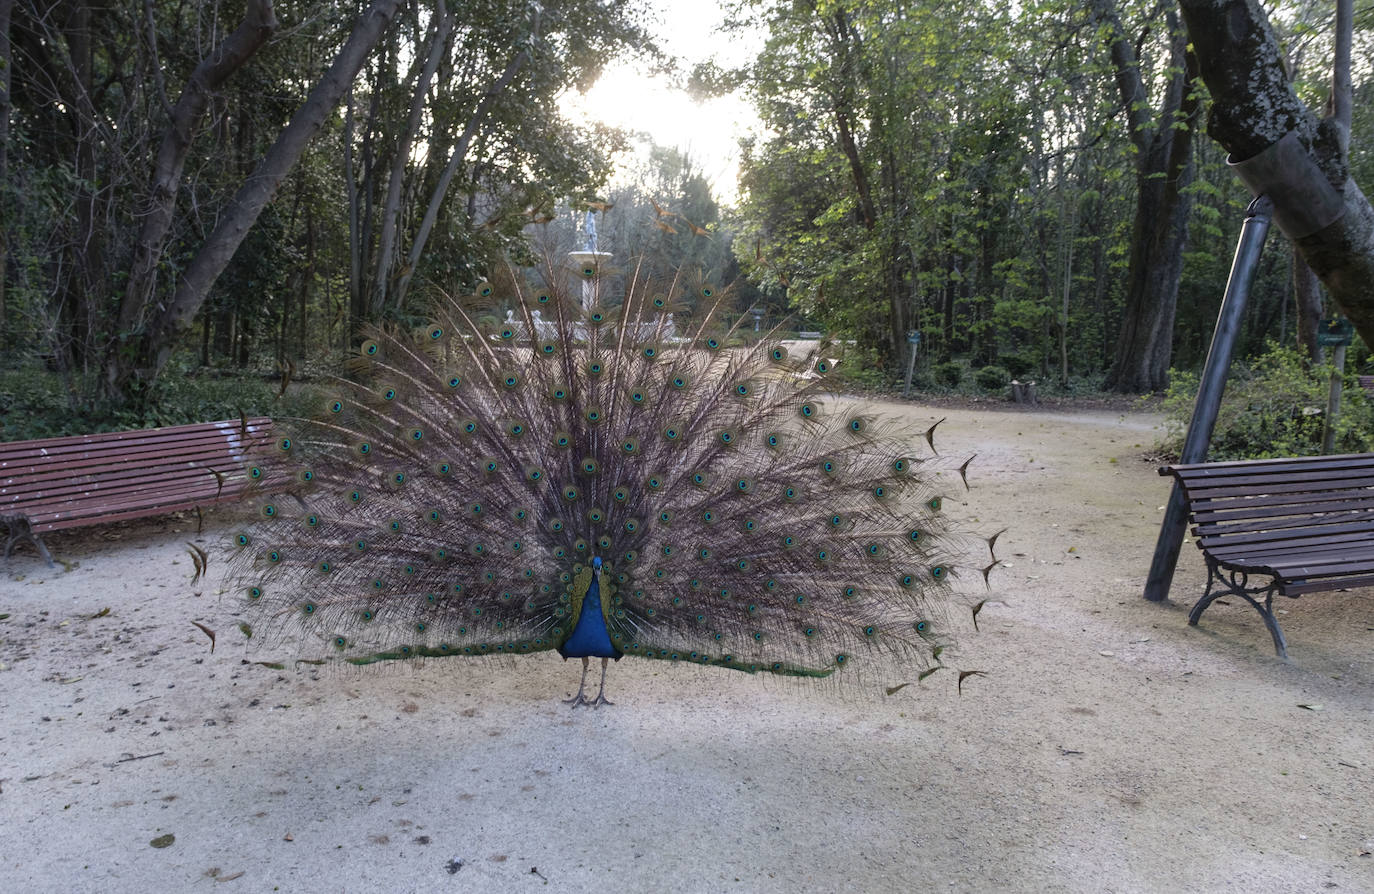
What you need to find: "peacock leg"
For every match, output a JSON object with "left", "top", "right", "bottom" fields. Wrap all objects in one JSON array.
[
  {"left": 588, "top": 657, "right": 614, "bottom": 708},
  {"left": 563, "top": 657, "right": 591, "bottom": 708}
]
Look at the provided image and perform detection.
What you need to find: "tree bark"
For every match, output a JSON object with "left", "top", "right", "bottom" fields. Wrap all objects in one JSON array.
[
  {"left": 819, "top": 6, "right": 877, "bottom": 231},
  {"left": 1095, "top": 0, "right": 1199, "bottom": 393},
  {"left": 1179, "top": 0, "right": 1374, "bottom": 351},
  {"left": 111, "top": 0, "right": 277, "bottom": 369},
  {"left": 0, "top": 0, "right": 13, "bottom": 341},
  {"left": 367, "top": 0, "right": 451, "bottom": 318},
  {"left": 388, "top": 41, "right": 532, "bottom": 312},
  {"left": 108, "top": 0, "right": 406, "bottom": 399},
  {"left": 1292, "top": 248, "right": 1323, "bottom": 363}
]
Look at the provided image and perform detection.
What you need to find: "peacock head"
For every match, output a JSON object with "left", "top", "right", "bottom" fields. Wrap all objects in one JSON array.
[{"left": 592, "top": 556, "right": 602, "bottom": 575}]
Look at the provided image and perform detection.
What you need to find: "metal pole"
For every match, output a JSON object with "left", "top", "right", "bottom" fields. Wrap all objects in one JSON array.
[{"left": 1143, "top": 196, "right": 1273, "bottom": 602}]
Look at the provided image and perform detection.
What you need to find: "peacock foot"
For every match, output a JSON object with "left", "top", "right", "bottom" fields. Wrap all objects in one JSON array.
[{"left": 562, "top": 691, "right": 614, "bottom": 709}]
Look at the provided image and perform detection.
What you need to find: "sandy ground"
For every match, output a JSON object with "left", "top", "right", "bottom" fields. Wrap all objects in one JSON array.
[{"left": 1, "top": 404, "right": 1371, "bottom": 893}]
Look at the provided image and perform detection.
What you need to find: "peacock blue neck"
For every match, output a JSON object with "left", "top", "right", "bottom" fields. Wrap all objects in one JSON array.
[{"left": 557, "top": 560, "right": 621, "bottom": 660}]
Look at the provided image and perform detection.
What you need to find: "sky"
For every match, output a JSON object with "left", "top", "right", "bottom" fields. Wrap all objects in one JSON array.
[{"left": 560, "top": 2, "right": 763, "bottom": 207}]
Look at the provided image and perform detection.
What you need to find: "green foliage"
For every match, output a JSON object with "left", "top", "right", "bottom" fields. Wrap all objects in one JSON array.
[
  {"left": 1159, "top": 345, "right": 1374, "bottom": 461},
  {"left": 932, "top": 361, "right": 963, "bottom": 388},
  {"left": 974, "top": 365, "right": 1011, "bottom": 392},
  {"left": 832, "top": 345, "right": 888, "bottom": 389},
  {"left": 0, "top": 364, "right": 320, "bottom": 441}
]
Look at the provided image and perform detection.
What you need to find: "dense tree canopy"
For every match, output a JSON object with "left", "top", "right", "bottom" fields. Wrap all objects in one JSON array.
[{"left": 0, "top": 0, "right": 1371, "bottom": 426}]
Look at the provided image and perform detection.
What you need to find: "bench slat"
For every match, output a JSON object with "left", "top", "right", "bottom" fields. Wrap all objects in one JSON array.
[
  {"left": 3, "top": 448, "right": 257, "bottom": 494},
  {"left": 1197, "top": 515, "right": 1374, "bottom": 547},
  {"left": 1189, "top": 491, "right": 1374, "bottom": 524},
  {"left": 1174, "top": 463, "right": 1374, "bottom": 487},
  {"left": 0, "top": 425, "right": 271, "bottom": 483},
  {"left": 1164, "top": 453, "right": 1374, "bottom": 476},
  {"left": 1209, "top": 537, "right": 1374, "bottom": 567},
  {"left": 1286, "top": 573, "right": 1374, "bottom": 595},
  {"left": 21, "top": 471, "right": 253, "bottom": 520},
  {"left": 0, "top": 418, "right": 269, "bottom": 452},
  {"left": 1179, "top": 473, "right": 1374, "bottom": 501},
  {"left": 1194, "top": 510, "right": 1374, "bottom": 541}
]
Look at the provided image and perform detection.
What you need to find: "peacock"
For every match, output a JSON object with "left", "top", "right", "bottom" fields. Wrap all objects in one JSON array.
[{"left": 225, "top": 244, "right": 990, "bottom": 706}]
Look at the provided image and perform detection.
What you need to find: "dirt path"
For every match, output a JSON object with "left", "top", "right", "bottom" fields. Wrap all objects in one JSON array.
[{"left": 1, "top": 404, "right": 1370, "bottom": 893}]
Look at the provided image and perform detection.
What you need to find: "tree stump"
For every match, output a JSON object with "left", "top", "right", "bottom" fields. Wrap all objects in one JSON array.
[{"left": 1010, "top": 380, "right": 1038, "bottom": 405}]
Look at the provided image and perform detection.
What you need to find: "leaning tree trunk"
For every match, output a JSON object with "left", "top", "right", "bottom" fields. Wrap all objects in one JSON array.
[
  {"left": 106, "top": 0, "right": 406, "bottom": 401},
  {"left": 367, "top": 0, "right": 451, "bottom": 320},
  {"left": 110, "top": 0, "right": 277, "bottom": 375},
  {"left": 1179, "top": 0, "right": 1374, "bottom": 350},
  {"left": 1095, "top": 0, "right": 1199, "bottom": 393}
]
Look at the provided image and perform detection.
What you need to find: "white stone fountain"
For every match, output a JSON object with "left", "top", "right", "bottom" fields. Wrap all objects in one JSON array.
[{"left": 566, "top": 210, "right": 613, "bottom": 313}]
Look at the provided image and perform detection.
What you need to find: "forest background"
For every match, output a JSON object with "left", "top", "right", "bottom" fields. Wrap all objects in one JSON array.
[{"left": 1, "top": 0, "right": 1372, "bottom": 456}]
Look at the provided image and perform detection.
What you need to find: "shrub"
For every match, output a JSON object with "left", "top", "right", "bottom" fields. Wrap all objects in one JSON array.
[
  {"left": 1002, "top": 352, "right": 1038, "bottom": 378},
  {"left": 932, "top": 361, "right": 963, "bottom": 387},
  {"left": 974, "top": 365, "right": 1011, "bottom": 392},
  {"left": 1160, "top": 344, "right": 1374, "bottom": 461},
  {"left": 0, "top": 363, "right": 322, "bottom": 441}
]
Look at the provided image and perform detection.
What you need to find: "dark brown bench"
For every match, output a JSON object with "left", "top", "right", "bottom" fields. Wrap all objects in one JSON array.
[
  {"left": 1161, "top": 453, "right": 1374, "bottom": 657},
  {"left": 1, "top": 417, "right": 275, "bottom": 566},
  {"left": 1358, "top": 375, "right": 1374, "bottom": 396}
]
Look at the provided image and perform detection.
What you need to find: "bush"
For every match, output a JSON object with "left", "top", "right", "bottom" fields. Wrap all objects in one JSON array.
[
  {"left": 932, "top": 361, "right": 963, "bottom": 387},
  {"left": 1159, "top": 344, "right": 1374, "bottom": 461},
  {"left": 0, "top": 364, "right": 322, "bottom": 441},
  {"left": 974, "top": 365, "right": 1011, "bottom": 392},
  {"left": 1001, "top": 352, "right": 1038, "bottom": 378}
]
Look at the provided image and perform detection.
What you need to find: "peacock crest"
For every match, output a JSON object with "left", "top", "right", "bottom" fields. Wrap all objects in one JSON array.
[{"left": 225, "top": 249, "right": 991, "bottom": 704}]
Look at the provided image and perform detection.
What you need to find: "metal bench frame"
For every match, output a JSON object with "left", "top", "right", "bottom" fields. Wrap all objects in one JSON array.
[
  {"left": 1162, "top": 453, "right": 1374, "bottom": 657},
  {"left": 1, "top": 417, "right": 275, "bottom": 567}
]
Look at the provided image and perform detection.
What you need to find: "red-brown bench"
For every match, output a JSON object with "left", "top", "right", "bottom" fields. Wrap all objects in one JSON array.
[
  {"left": 1161, "top": 453, "right": 1374, "bottom": 657},
  {"left": 1, "top": 417, "right": 276, "bottom": 566}
]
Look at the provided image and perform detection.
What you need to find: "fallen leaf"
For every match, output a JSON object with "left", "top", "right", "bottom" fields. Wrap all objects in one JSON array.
[{"left": 150, "top": 834, "right": 175, "bottom": 849}]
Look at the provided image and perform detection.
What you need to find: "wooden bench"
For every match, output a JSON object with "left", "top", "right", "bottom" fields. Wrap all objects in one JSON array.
[
  {"left": 1, "top": 417, "right": 276, "bottom": 566},
  {"left": 1161, "top": 453, "right": 1374, "bottom": 657}
]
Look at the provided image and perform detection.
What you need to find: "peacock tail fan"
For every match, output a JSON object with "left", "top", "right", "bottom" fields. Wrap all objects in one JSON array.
[{"left": 224, "top": 253, "right": 981, "bottom": 691}]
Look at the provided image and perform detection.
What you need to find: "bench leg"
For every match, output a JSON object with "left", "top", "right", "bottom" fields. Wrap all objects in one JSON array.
[
  {"left": 2, "top": 517, "right": 56, "bottom": 569},
  {"left": 1189, "top": 557, "right": 1288, "bottom": 658}
]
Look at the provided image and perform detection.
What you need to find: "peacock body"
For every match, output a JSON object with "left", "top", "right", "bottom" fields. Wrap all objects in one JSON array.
[{"left": 226, "top": 250, "right": 979, "bottom": 702}]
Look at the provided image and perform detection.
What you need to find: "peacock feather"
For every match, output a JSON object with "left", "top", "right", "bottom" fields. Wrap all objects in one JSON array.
[{"left": 225, "top": 250, "right": 984, "bottom": 704}]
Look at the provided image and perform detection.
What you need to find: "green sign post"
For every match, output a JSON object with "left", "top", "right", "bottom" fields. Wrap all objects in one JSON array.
[
  {"left": 1317, "top": 317, "right": 1354, "bottom": 347},
  {"left": 1318, "top": 318, "right": 1354, "bottom": 453}
]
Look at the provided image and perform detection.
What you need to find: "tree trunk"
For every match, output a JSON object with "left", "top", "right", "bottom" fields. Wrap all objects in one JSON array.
[
  {"left": 1179, "top": 0, "right": 1374, "bottom": 352},
  {"left": 111, "top": 0, "right": 277, "bottom": 365},
  {"left": 0, "top": 0, "right": 12, "bottom": 342},
  {"left": 367, "top": 0, "right": 451, "bottom": 318},
  {"left": 345, "top": 86, "right": 363, "bottom": 330},
  {"left": 388, "top": 42, "right": 532, "bottom": 312},
  {"left": 1095, "top": 0, "right": 1199, "bottom": 393},
  {"left": 1292, "top": 248, "right": 1324, "bottom": 363},
  {"left": 107, "top": 0, "right": 406, "bottom": 400}
]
